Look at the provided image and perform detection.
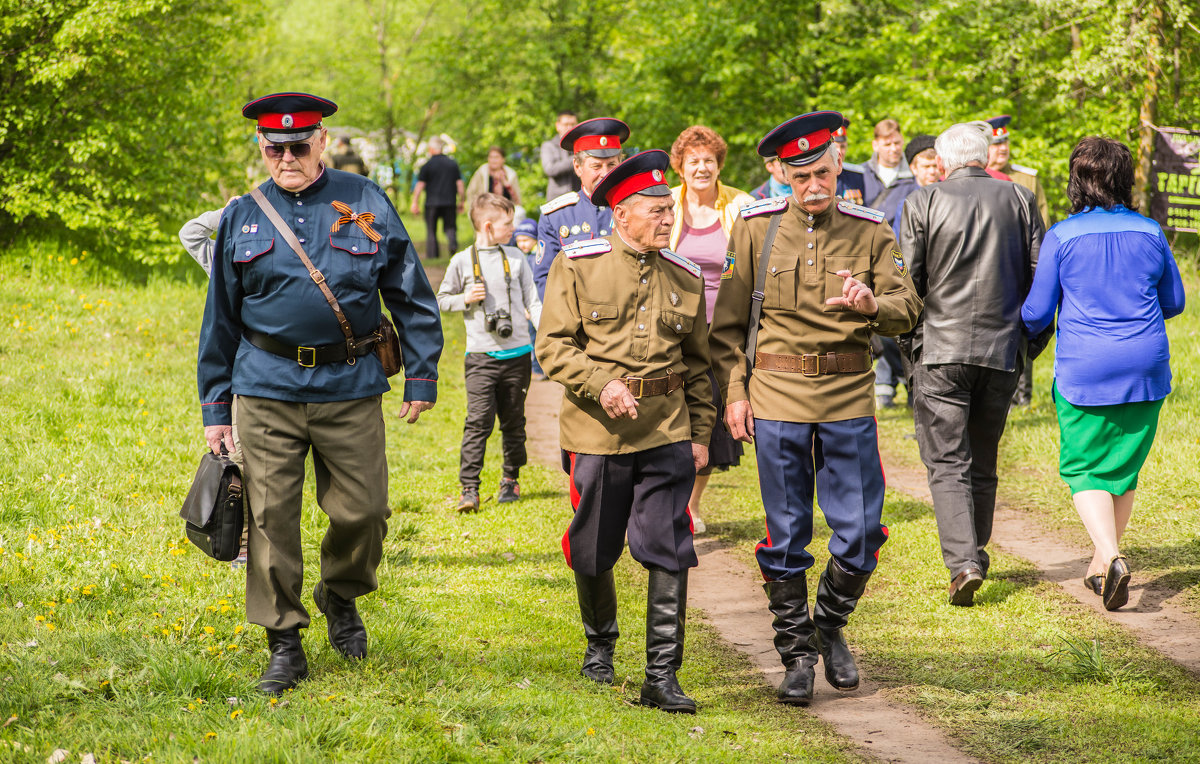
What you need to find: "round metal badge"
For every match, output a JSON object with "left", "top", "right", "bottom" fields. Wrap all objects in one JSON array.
[
  {"left": 281, "top": 114, "right": 294, "bottom": 128},
  {"left": 652, "top": 170, "right": 663, "bottom": 182},
  {"left": 797, "top": 138, "right": 810, "bottom": 151}
]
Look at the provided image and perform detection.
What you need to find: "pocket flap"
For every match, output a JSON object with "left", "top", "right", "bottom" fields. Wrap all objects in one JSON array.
[
  {"left": 767, "top": 253, "right": 799, "bottom": 276},
  {"left": 233, "top": 237, "right": 274, "bottom": 263},
  {"left": 330, "top": 231, "right": 379, "bottom": 256},
  {"left": 661, "top": 310, "right": 694, "bottom": 334},
  {"left": 581, "top": 301, "right": 618, "bottom": 321}
]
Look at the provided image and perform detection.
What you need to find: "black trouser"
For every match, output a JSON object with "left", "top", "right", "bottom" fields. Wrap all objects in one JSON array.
[
  {"left": 459, "top": 353, "right": 531, "bottom": 489},
  {"left": 911, "top": 362, "right": 1021, "bottom": 579},
  {"left": 423, "top": 203, "right": 457, "bottom": 260}
]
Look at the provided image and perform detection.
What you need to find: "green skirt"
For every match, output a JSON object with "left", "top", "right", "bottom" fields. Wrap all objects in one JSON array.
[{"left": 1054, "top": 385, "right": 1164, "bottom": 495}]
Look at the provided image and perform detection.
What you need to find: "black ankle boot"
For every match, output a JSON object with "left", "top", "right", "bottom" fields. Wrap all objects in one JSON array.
[
  {"left": 576, "top": 569, "right": 619, "bottom": 684},
  {"left": 639, "top": 568, "right": 696, "bottom": 714},
  {"left": 813, "top": 558, "right": 870, "bottom": 691},
  {"left": 258, "top": 627, "right": 308, "bottom": 695},
  {"left": 763, "top": 576, "right": 817, "bottom": 704},
  {"left": 314, "top": 582, "right": 367, "bottom": 660}
]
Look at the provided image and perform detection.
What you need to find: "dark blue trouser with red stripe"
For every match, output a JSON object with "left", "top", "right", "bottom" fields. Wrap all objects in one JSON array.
[
  {"left": 561, "top": 441, "right": 697, "bottom": 576},
  {"left": 754, "top": 417, "right": 888, "bottom": 581}
]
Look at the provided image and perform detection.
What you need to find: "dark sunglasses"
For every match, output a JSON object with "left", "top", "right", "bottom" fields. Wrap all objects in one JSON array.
[{"left": 263, "top": 140, "right": 314, "bottom": 159}]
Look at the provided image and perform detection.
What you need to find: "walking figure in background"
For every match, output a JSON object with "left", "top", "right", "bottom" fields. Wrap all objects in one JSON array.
[{"left": 410, "top": 137, "right": 464, "bottom": 259}]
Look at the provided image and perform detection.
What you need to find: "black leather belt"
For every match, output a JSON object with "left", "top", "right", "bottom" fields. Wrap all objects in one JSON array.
[{"left": 245, "top": 329, "right": 380, "bottom": 368}]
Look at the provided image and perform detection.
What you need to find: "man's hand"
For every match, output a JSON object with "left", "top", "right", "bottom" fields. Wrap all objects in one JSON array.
[
  {"left": 409, "top": 202, "right": 420, "bottom": 216},
  {"left": 205, "top": 424, "right": 235, "bottom": 455},
  {"left": 598, "top": 379, "right": 639, "bottom": 420},
  {"left": 825, "top": 269, "right": 878, "bottom": 317},
  {"left": 691, "top": 443, "right": 709, "bottom": 473},
  {"left": 463, "top": 283, "right": 486, "bottom": 305},
  {"left": 725, "top": 399, "right": 755, "bottom": 443},
  {"left": 399, "top": 400, "right": 434, "bottom": 423}
]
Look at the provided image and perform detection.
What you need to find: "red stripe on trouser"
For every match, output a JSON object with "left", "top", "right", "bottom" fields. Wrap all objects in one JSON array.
[
  {"left": 755, "top": 518, "right": 774, "bottom": 581},
  {"left": 561, "top": 451, "right": 578, "bottom": 568},
  {"left": 874, "top": 418, "right": 887, "bottom": 562},
  {"left": 876, "top": 524, "right": 889, "bottom": 561},
  {"left": 684, "top": 505, "right": 695, "bottom": 534}
]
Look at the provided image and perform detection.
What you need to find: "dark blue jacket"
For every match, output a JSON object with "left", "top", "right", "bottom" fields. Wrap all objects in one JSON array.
[
  {"left": 532, "top": 190, "right": 613, "bottom": 300},
  {"left": 198, "top": 169, "right": 443, "bottom": 426}
]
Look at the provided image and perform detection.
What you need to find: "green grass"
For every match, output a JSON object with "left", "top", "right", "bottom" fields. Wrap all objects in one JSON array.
[{"left": 0, "top": 241, "right": 854, "bottom": 762}]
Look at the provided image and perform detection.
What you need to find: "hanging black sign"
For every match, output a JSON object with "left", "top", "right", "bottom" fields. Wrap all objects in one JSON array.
[{"left": 1150, "top": 127, "right": 1200, "bottom": 232}]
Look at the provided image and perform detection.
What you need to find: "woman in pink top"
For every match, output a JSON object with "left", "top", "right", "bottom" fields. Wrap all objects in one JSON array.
[{"left": 669, "top": 126, "right": 754, "bottom": 534}]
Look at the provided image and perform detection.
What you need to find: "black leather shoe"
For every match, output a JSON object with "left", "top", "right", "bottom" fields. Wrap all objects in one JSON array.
[
  {"left": 763, "top": 577, "right": 817, "bottom": 705},
  {"left": 314, "top": 582, "right": 367, "bottom": 660},
  {"left": 257, "top": 628, "right": 308, "bottom": 695},
  {"left": 1102, "top": 556, "right": 1131, "bottom": 611},
  {"left": 813, "top": 559, "right": 870, "bottom": 692},
  {"left": 640, "top": 568, "right": 696, "bottom": 714},
  {"left": 948, "top": 567, "right": 984, "bottom": 607},
  {"left": 1084, "top": 574, "right": 1104, "bottom": 596},
  {"left": 575, "top": 570, "right": 619, "bottom": 684}
]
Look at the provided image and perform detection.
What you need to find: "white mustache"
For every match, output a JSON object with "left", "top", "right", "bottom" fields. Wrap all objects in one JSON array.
[{"left": 803, "top": 193, "right": 830, "bottom": 202}]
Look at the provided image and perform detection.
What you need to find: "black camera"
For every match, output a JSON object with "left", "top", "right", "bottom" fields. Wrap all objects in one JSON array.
[{"left": 485, "top": 310, "right": 514, "bottom": 338}]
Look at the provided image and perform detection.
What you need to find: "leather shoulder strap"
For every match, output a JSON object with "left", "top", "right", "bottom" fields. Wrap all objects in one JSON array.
[
  {"left": 745, "top": 211, "right": 783, "bottom": 370},
  {"left": 250, "top": 187, "right": 354, "bottom": 342}
]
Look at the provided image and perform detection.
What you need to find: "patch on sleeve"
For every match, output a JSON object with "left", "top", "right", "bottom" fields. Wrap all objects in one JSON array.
[
  {"left": 837, "top": 200, "right": 885, "bottom": 223},
  {"left": 535, "top": 240, "right": 546, "bottom": 265},
  {"left": 564, "top": 239, "right": 611, "bottom": 259},
  {"left": 660, "top": 248, "right": 702, "bottom": 278},
  {"left": 891, "top": 249, "right": 908, "bottom": 276},
  {"left": 740, "top": 195, "right": 789, "bottom": 219},
  {"left": 721, "top": 251, "right": 735, "bottom": 279},
  {"left": 540, "top": 192, "right": 579, "bottom": 215}
]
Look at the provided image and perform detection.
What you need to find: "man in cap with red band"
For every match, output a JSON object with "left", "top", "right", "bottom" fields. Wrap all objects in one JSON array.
[
  {"left": 709, "top": 111, "right": 921, "bottom": 705},
  {"left": 531, "top": 117, "right": 630, "bottom": 300},
  {"left": 198, "top": 92, "right": 443, "bottom": 695},
  {"left": 536, "top": 150, "right": 716, "bottom": 714}
]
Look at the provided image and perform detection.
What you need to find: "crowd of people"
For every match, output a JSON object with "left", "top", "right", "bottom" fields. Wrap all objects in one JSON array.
[{"left": 183, "top": 92, "right": 1185, "bottom": 713}]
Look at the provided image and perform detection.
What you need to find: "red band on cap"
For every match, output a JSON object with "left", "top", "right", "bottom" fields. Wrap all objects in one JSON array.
[
  {"left": 779, "top": 127, "right": 832, "bottom": 159},
  {"left": 573, "top": 134, "right": 621, "bottom": 153},
  {"left": 833, "top": 126, "right": 847, "bottom": 137},
  {"left": 256, "top": 111, "right": 323, "bottom": 131},
  {"left": 992, "top": 126, "right": 1009, "bottom": 139},
  {"left": 605, "top": 170, "right": 664, "bottom": 207}
]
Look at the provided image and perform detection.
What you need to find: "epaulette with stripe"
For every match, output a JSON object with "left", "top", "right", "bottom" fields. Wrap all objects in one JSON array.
[
  {"left": 837, "top": 200, "right": 885, "bottom": 223},
  {"left": 564, "top": 239, "right": 611, "bottom": 259},
  {"left": 540, "top": 192, "right": 579, "bottom": 215},
  {"left": 841, "top": 161, "right": 866, "bottom": 173},
  {"left": 740, "top": 195, "right": 789, "bottom": 219},
  {"left": 1009, "top": 163, "right": 1038, "bottom": 177},
  {"left": 659, "top": 248, "right": 701, "bottom": 278}
]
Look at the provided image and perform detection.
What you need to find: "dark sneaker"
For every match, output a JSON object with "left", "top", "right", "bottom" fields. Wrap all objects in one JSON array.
[
  {"left": 497, "top": 478, "right": 520, "bottom": 504},
  {"left": 457, "top": 488, "right": 480, "bottom": 513}
]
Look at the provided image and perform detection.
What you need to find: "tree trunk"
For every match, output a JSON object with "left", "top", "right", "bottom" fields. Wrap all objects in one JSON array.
[{"left": 1133, "top": 4, "right": 1163, "bottom": 215}]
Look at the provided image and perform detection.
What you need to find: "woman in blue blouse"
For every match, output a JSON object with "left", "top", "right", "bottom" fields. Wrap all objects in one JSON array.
[{"left": 1022, "top": 137, "right": 1186, "bottom": 611}]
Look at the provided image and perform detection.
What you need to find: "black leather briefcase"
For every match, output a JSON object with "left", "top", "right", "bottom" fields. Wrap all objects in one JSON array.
[{"left": 179, "top": 450, "right": 244, "bottom": 562}]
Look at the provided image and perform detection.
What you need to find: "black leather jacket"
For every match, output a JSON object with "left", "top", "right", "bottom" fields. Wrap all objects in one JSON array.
[{"left": 898, "top": 165, "right": 1045, "bottom": 371}]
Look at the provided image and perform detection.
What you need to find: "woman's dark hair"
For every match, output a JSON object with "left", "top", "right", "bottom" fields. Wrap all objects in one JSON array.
[
  {"left": 487, "top": 145, "right": 504, "bottom": 157},
  {"left": 1067, "top": 136, "right": 1134, "bottom": 214}
]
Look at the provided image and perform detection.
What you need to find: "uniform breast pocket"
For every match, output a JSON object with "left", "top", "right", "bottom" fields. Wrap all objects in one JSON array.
[
  {"left": 823, "top": 255, "right": 872, "bottom": 313},
  {"left": 580, "top": 301, "right": 618, "bottom": 335},
  {"left": 765, "top": 253, "right": 799, "bottom": 310},
  {"left": 660, "top": 310, "right": 694, "bottom": 336},
  {"left": 233, "top": 237, "right": 276, "bottom": 292},
  {"left": 330, "top": 231, "right": 380, "bottom": 290}
]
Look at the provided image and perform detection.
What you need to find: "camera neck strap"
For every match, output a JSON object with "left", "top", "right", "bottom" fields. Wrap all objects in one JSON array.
[{"left": 470, "top": 245, "right": 513, "bottom": 316}]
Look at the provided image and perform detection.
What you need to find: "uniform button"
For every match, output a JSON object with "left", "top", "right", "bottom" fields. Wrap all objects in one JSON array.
[
  {"left": 675, "top": 324, "right": 682, "bottom": 330},
  {"left": 296, "top": 200, "right": 303, "bottom": 205},
  {"left": 771, "top": 266, "right": 777, "bottom": 273},
  {"left": 639, "top": 305, "right": 646, "bottom": 311},
  {"left": 807, "top": 243, "right": 814, "bottom": 249},
  {"left": 807, "top": 259, "right": 814, "bottom": 266},
  {"left": 298, "top": 238, "right": 306, "bottom": 243},
  {"left": 807, "top": 227, "right": 813, "bottom": 233},
  {"left": 591, "top": 311, "right": 599, "bottom": 318},
  {"left": 298, "top": 217, "right": 305, "bottom": 223},
  {"left": 245, "top": 250, "right": 251, "bottom": 256},
  {"left": 641, "top": 278, "right": 648, "bottom": 284},
  {"left": 352, "top": 246, "right": 358, "bottom": 252},
  {"left": 639, "top": 259, "right": 646, "bottom": 264},
  {"left": 638, "top": 323, "right": 645, "bottom": 330}
]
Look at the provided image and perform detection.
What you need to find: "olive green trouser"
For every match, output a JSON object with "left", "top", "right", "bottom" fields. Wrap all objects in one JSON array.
[{"left": 233, "top": 395, "right": 390, "bottom": 630}]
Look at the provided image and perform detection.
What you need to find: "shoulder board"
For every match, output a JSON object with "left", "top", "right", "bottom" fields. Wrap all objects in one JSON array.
[
  {"left": 740, "top": 195, "right": 789, "bottom": 219},
  {"left": 837, "top": 201, "right": 885, "bottom": 223},
  {"left": 564, "top": 239, "right": 611, "bottom": 259},
  {"left": 1009, "top": 163, "right": 1038, "bottom": 177},
  {"left": 540, "top": 192, "right": 579, "bottom": 215},
  {"left": 840, "top": 161, "right": 865, "bottom": 173},
  {"left": 659, "top": 248, "right": 702, "bottom": 278}
]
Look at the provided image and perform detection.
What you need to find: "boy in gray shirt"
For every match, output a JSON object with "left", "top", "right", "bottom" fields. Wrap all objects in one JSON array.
[{"left": 437, "top": 193, "right": 543, "bottom": 512}]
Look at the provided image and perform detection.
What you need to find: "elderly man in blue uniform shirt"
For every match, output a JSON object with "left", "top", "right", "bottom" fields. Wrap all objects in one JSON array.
[
  {"left": 532, "top": 117, "right": 629, "bottom": 300},
  {"left": 198, "top": 92, "right": 443, "bottom": 695}
]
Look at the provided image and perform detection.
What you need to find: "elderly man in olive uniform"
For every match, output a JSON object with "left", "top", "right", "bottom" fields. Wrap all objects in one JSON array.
[
  {"left": 536, "top": 150, "right": 716, "bottom": 714},
  {"left": 710, "top": 111, "right": 921, "bottom": 705},
  {"left": 199, "top": 92, "right": 443, "bottom": 694}
]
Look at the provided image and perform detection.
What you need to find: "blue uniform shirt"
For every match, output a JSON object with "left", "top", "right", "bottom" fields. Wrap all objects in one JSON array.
[
  {"left": 531, "top": 191, "right": 613, "bottom": 299},
  {"left": 838, "top": 162, "right": 866, "bottom": 200},
  {"left": 198, "top": 168, "right": 443, "bottom": 427}
]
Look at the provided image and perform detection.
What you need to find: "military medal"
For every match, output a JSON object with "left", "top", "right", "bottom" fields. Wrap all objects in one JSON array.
[
  {"left": 249, "top": 224, "right": 258, "bottom": 234},
  {"left": 559, "top": 225, "right": 570, "bottom": 238},
  {"left": 570, "top": 225, "right": 581, "bottom": 235},
  {"left": 670, "top": 291, "right": 680, "bottom": 306},
  {"left": 581, "top": 222, "right": 591, "bottom": 233},
  {"left": 242, "top": 224, "right": 250, "bottom": 234}
]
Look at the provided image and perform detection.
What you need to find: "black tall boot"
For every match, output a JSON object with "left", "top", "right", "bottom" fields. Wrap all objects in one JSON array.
[
  {"left": 257, "top": 627, "right": 309, "bottom": 695},
  {"left": 763, "top": 576, "right": 818, "bottom": 704},
  {"left": 639, "top": 568, "right": 696, "bottom": 714},
  {"left": 813, "top": 558, "right": 871, "bottom": 691},
  {"left": 575, "top": 569, "right": 619, "bottom": 684},
  {"left": 314, "top": 581, "right": 368, "bottom": 660}
]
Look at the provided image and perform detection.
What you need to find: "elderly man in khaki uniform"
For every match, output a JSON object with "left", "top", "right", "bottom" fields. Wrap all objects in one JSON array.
[
  {"left": 536, "top": 149, "right": 716, "bottom": 715},
  {"left": 710, "top": 111, "right": 921, "bottom": 705}
]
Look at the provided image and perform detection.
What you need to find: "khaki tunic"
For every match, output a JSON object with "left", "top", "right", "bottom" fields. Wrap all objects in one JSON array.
[
  {"left": 1004, "top": 163, "right": 1050, "bottom": 229},
  {"left": 536, "top": 235, "right": 716, "bottom": 455},
  {"left": 709, "top": 198, "right": 922, "bottom": 423}
]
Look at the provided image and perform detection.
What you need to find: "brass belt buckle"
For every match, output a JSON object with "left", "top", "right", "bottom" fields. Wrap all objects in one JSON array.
[
  {"left": 626, "top": 376, "right": 645, "bottom": 398},
  {"left": 800, "top": 354, "right": 820, "bottom": 376},
  {"left": 297, "top": 346, "right": 317, "bottom": 368}
]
